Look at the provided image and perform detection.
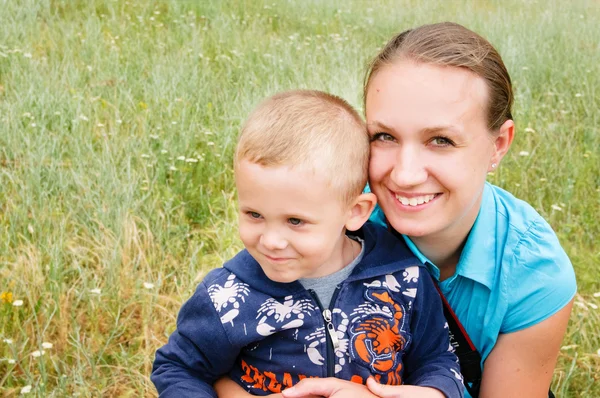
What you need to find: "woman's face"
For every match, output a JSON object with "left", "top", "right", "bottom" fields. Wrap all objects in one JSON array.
[{"left": 366, "top": 60, "right": 498, "bottom": 241}]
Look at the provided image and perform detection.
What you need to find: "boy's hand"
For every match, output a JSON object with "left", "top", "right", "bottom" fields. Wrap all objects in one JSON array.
[{"left": 366, "top": 377, "right": 445, "bottom": 398}]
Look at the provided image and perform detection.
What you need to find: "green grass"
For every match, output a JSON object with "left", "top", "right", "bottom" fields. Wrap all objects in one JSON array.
[{"left": 0, "top": 0, "right": 598, "bottom": 396}]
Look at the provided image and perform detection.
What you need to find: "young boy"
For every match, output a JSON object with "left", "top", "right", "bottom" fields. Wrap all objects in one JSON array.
[{"left": 151, "top": 90, "right": 464, "bottom": 398}]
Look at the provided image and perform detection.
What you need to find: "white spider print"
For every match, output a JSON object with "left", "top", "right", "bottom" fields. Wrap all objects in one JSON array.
[
  {"left": 207, "top": 274, "right": 250, "bottom": 325},
  {"left": 403, "top": 266, "right": 419, "bottom": 283},
  {"left": 256, "top": 295, "right": 316, "bottom": 337},
  {"left": 363, "top": 275, "right": 401, "bottom": 292},
  {"left": 451, "top": 368, "right": 464, "bottom": 381}
]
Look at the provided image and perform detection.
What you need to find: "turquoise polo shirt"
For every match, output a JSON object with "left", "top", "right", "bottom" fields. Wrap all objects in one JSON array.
[{"left": 369, "top": 183, "right": 576, "bottom": 395}]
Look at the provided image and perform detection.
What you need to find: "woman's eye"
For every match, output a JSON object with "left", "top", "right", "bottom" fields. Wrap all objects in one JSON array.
[
  {"left": 371, "top": 132, "right": 396, "bottom": 142},
  {"left": 288, "top": 218, "right": 304, "bottom": 226},
  {"left": 248, "top": 211, "right": 262, "bottom": 219},
  {"left": 430, "top": 136, "right": 455, "bottom": 147}
]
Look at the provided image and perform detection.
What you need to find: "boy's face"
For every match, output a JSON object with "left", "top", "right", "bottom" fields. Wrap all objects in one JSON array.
[{"left": 236, "top": 159, "right": 353, "bottom": 283}]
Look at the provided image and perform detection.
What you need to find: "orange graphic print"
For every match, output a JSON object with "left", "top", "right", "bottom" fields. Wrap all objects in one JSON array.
[
  {"left": 240, "top": 359, "right": 317, "bottom": 393},
  {"left": 351, "top": 290, "right": 406, "bottom": 385}
]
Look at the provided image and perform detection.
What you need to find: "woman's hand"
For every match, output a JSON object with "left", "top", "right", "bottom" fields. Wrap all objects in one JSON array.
[
  {"left": 366, "top": 378, "right": 445, "bottom": 398},
  {"left": 213, "top": 377, "right": 284, "bottom": 398},
  {"left": 281, "top": 377, "right": 377, "bottom": 398},
  {"left": 281, "top": 377, "right": 445, "bottom": 398}
]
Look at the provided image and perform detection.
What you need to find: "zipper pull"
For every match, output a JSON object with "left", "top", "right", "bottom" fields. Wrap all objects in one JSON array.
[{"left": 322, "top": 309, "right": 339, "bottom": 350}]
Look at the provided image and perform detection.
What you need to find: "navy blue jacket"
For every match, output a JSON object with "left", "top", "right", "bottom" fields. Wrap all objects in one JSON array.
[{"left": 152, "top": 223, "right": 464, "bottom": 397}]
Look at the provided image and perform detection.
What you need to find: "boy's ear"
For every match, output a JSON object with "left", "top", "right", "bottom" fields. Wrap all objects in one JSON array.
[{"left": 345, "top": 192, "right": 377, "bottom": 231}]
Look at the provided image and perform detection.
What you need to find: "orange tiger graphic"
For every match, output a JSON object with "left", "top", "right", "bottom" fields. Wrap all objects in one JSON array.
[{"left": 350, "top": 290, "right": 407, "bottom": 385}]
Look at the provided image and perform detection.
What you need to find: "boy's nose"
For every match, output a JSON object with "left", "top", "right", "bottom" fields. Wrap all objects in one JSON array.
[{"left": 259, "top": 230, "right": 288, "bottom": 251}]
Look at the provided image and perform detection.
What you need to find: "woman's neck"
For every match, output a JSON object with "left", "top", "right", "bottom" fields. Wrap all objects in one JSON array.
[
  {"left": 411, "top": 235, "right": 466, "bottom": 281},
  {"left": 409, "top": 193, "right": 483, "bottom": 281}
]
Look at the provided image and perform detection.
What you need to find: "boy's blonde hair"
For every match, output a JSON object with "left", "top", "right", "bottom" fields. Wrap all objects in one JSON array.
[{"left": 235, "top": 90, "right": 369, "bottom": 205}]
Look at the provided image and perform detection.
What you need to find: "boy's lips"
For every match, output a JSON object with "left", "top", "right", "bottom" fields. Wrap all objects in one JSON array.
[{"left": 263, "top": 254, "right": 293, "bottom": 263}]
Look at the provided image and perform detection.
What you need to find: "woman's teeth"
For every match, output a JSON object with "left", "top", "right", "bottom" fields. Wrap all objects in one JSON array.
[{"left": 395, "top": 194, "right": 436, "bottom": 206}]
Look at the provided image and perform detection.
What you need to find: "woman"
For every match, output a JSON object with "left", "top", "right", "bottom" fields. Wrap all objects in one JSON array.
[{"left": 215, "top": 22, "right": 576, "bottom": 398}]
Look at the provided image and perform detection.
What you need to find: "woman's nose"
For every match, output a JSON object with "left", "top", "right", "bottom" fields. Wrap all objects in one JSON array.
[
  {"left": 390, "top": 146, "right": 428, "bottom": 187},
  {"left": 259, "top": 229, "right": 288, "bottom": 251}
]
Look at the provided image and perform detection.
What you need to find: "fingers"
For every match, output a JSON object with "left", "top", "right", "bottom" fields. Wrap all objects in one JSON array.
[
  {"left": 282, "top": 378, "right": 334, "bottom": 397},
  {"left": 366, "top": 377, "right": 401, "bottom": 398}
]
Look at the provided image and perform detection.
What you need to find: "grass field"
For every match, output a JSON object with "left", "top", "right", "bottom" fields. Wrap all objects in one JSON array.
[{"left": 0, "top": 0, "right": 599, "bottom": 396}]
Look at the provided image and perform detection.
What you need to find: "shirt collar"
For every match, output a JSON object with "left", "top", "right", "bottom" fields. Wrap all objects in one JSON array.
[{"left": 402, "top": 183, "right": 496, "bottom": 289}]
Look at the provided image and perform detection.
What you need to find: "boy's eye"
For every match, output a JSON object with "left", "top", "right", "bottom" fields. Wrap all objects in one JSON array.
[
  {"left": 288, "top": 218, "right": 303, "bottom": 226},
  {"left": 430, "top": 136, "right": 455, "bottom": 147},
  {"left": 370, "top": 132, "right": 396, "bottom": 142},
  {"left": 247, "top": 211, "right": 262, "bottom": 219}
]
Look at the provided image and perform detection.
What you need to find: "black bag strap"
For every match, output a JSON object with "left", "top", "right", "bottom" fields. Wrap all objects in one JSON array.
[{"left": 432, "top": 282, "right": 482, "bottom": 397}]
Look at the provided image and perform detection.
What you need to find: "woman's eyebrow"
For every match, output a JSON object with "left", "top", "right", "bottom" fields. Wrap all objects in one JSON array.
[
  {"left": 367, "top": 120, "right": 394, "bottom": 132},
  {"left": 420, "top": 125, "right": 463, "bottom": 135}
]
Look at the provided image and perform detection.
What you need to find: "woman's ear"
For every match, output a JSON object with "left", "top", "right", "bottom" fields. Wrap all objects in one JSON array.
[
  {"left": 489, "top": 119, "right": 515, "bottom": 171},
  {"left": 345, "top": 192, "right": 377, "bottom": 231}
]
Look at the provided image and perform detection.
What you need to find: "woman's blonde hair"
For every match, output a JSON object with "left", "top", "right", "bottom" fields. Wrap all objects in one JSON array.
[{"left": 236, "top": 90, "right": 369, "bottom": 204}]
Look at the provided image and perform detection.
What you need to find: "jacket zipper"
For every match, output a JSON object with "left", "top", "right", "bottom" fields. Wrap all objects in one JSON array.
[{"left": 308, "top": 286, "right": 342, "bottom": 377}]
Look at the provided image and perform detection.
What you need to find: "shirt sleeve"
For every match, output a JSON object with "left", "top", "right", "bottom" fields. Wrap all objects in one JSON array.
[
  {"left": 403, "top": 267, "right": 465, "bottom": 398},
  {"left": 151, "top": 283, "right": 239, "bottom": 397},
  {"left": 501, "top": 220, "right": 577, "bottom": 333}
]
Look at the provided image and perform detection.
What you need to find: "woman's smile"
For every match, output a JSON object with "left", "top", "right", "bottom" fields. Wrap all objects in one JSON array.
[{"left": 392, "top": 191, "right": 441, "bottom": 208}]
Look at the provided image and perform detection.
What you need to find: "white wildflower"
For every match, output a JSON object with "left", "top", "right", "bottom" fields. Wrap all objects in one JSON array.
[
  {"left": 79, "top": 115, "right": 89, "bottom": 121},
  {"left": 551, "top": 204, "right": 563, "bottom": 212},
  {"left": 575, "top": 93, "right": 582, "bottom": 97},
  {"left": 24, "top": 53, "right": 32, "bottom": 58},
  {"left": 141, "top": 154, "right": 150, "bottom": 159},
  {"left": 593, "top": 292, "right": 600, "bottom": 297},
  {"left": 3, "top": 338, "right": 13, "bottom": 344},
  {"left": 42, "top": 342, "right": 53, "bottom": 349},
  {"left": 185, "top": 158, "right": 198, "bottom": 163},
  {"left": 143, "top": 282, "right": 155, "bottom": 289},
  {"left": 116, "top": 119, "right": 122, "bottom": 124},
  {"left": 176, "top": 156, "right": 186, "bottom": 161},
  {"left": 90, "top": 288, "right": 101, "bottom": 295},
  {"left": 12, "top": 300, "right": 23, "bottom": 307},
  {"left": 169, "top": 166, "right": 177, "bottom": 171},
  {"left": 524, "top": 127, "right": 536, "bottom": 133},
  {"left": 31, "top": 350, "right": 45, "bottom": 358},
  {"left": 8, "top": 359, "right": 16, "bottom": 364},
  {"left": 160, "top": 149, "right": 168, "bottom": 154},
  {"left": 560, "top": 344, "right": 577, "bottom": 350},
  {"left": 21, "top": 385, "right": 32, "bottom": 394},
  {"left": 519, "top": 151, "right": 530, "bottom": 156}
]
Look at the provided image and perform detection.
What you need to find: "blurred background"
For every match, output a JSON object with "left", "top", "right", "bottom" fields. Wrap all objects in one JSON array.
[{"left": 0, "top": 0, "right": 598, "bottom": 396}]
